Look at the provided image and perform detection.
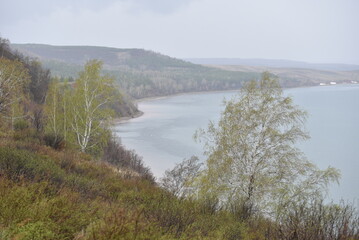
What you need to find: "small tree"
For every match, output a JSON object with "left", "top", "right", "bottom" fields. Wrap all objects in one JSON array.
[
  {"left": 194, "top": 72, "right": 340, "bottom": 219},
  {"left": 45, "top": 78, "right": 61, "bottom": 141},
  {"left": 160, "top": 156, "right": 202, "bottom": 198}
]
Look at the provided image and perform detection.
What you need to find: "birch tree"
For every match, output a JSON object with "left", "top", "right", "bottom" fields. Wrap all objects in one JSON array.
[
  {"left": 0, "top": 58, "right": 29, "bottom": 128},
  {"left": 44, "top": 78, "right": 72, "bottom": 146},
  {"left": 70, "top": 60, "right": 115, "bottom": 153},
  {"left": 194, "top": 72, "right": 340, "bottom": 219}
]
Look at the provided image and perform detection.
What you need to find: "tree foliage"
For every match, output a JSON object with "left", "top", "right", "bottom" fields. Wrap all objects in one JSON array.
[{"left": 194, "top": 72, "right": 340, "bottom": 219}]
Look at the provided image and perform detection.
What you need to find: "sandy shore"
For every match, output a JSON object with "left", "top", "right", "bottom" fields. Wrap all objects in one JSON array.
[{"left": 112, "top": 111, "right": 144, "bottom": 124}]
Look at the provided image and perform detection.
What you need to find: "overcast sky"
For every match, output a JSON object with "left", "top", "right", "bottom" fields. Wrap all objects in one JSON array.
[{"left": 1, "top": 0, "right": 359, "bottom": 64}]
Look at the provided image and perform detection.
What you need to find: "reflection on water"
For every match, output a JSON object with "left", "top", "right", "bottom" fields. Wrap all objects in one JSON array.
[{"left": 114, "top": 85, "right": 359, "bottom": 202}]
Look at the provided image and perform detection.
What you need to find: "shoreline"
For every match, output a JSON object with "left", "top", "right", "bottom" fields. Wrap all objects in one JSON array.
[
  {"left": 135, "top": 82, "right": 359, "bottom": 104},
  {"left": 135, "top": 88, "right": 242, "bottom": 103}
]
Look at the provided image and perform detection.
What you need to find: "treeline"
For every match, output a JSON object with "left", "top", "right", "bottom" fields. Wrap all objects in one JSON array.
[
  {"left": 113, "top": 66, "right": 259, "bottom": 99},
  {"left": 43, "top": 59, "right": 259, "bottom": 99}
]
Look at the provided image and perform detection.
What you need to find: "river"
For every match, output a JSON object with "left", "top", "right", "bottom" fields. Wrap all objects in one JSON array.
[{"left": 113, "top": 84, "right": 359, "bottom": 202}]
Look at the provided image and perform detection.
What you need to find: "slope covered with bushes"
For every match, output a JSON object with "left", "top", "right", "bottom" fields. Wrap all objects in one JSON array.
[
  {"left": 1, "top": 134, "right": 358, "bottom": 239},
  {"left": 0, "top": 136, "right": 248, "bottom": 239}
]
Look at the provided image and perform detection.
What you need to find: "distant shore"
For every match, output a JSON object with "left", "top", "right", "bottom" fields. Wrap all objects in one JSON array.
[
  {"left": 135, "top": 88, "right": 242, "bottom": 103},
  {"left": 135, "top": 82, "right": 359, "bottom": 104}
]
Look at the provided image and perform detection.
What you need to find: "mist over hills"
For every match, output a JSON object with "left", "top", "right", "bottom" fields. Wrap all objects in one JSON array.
[{"left": 12, "top": 44, "right": 359, "bottom": 99}]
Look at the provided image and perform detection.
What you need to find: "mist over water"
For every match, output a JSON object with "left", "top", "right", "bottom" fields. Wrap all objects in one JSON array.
[{"left": 114, "top": 85, "right": 359, "bottom": 202}]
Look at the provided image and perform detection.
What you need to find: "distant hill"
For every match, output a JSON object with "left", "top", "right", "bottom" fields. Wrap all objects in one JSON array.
[
  {"left": 185, "top": 58, "right": 359, "bottom": 72},
  {"left": 204, "top": 65, "right": 359, "bottom": 88},
  {"left": 12, "top": 44, "right": 194, "bottom": 70},
  {"left": 12, "top": 44, "right": 259, "bottom": 99}
]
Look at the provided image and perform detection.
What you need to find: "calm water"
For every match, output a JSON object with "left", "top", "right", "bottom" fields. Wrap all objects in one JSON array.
[{"left": 113, "top": 85, "right": 359, "bottom": 202}]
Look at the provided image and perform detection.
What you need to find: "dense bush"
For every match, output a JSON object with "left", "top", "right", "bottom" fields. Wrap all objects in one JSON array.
[
  {"left": 43, "top": 133, "right": 65, "bottom": 150},
  {"left": 0, "top": 178, "right": 100, "bottom": 240},
  {"left": 274, "top": 199, "right": 359, "bottom": 240},
  {"left": 13, "top": 119, "right": 29, "bottom": 131}
]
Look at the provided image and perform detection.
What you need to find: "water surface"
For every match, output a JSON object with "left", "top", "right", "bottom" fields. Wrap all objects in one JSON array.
[{"left": 114, "top": 85, "right": 359, "bottom": 202}]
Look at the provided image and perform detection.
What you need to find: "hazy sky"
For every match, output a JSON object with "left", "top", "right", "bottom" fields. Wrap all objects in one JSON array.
[{"left": 1, "top": 0, "right": 359, "bottom": 64}]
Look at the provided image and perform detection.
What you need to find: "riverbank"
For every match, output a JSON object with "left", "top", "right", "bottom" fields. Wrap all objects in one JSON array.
[{"left": 112, "top": 111, "right": 144, "bottom": 124}]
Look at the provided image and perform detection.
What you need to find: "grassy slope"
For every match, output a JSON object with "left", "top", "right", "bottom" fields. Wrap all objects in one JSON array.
[{"left": 2, "top": 131, "right": 357, "bottom": 240}]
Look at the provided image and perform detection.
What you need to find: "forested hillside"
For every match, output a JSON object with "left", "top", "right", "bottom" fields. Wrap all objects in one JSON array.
[{"left": 12, "top": 44, "right": 259, "bottom": 99}]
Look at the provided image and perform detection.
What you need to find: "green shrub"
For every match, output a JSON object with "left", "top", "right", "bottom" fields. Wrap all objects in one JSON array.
[
  {"left": 14, "top": 119, "right": 29, "bottom": 131},
  {"left": 222, "top": 221, "right": 249, "bottom": 240},
  {"left": 79, "top": 207, "right": 168, "bottom": 240},
  {"left": 0, "top": 146, "right": 72, "bottom": 185},
  {"left": 13, "top": 221, "right": 56, "bottom": 240}
]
